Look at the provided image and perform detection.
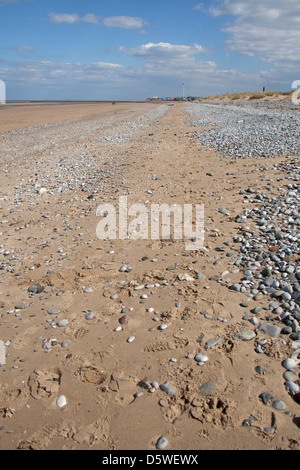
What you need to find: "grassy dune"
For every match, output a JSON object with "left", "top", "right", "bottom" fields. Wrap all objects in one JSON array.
[{"left": 201, "top": 90, "right": 293, "bottom": 101}]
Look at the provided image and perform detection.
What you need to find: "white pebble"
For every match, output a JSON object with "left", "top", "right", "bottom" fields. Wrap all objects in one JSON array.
[
  {"left": 194, "top": 353, "right": 208, "bottom": 363},
  {"left": 56, "top": 395, "right": 67, "bottom": 408},
  {"left": 285, "top": 381, "right": 299, "bottom": 394},
  {"left": 282, "top": 358, "right": 297, "bottom": 370}
]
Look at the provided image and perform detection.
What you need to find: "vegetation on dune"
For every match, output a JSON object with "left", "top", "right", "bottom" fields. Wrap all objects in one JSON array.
[{"left": 201, "top": 91, "right": 293, "bottom": 101}]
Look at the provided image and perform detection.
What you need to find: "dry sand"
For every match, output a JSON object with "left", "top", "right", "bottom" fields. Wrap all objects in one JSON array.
[{"left": 0, "top": 101, "right": 299, "bottom": 451}]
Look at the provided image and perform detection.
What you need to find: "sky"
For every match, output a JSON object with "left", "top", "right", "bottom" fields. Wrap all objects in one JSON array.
[{"left": 0, "top": 0, "right": 300, "bottom": 100}]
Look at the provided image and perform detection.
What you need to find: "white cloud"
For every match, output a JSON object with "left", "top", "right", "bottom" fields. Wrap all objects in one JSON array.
[
  {"left": 193, "top": 3, "right": 204, "bottom": 11},
  {"left": 81, "top": 13, "right": 100, "bottom": 24},
  {"left": 102, "top": 16, "right": 148, "bottom": 30},
  {"left": 207, "top": 0, "right": 300, "bottom": 64},
  {"left": 48, "top": 12, "right": 100, "bottom": 24},
  {"left": 17, "top": 45, "right": 35, "bottom": 52},
  {"left": 48, "top": 13, "right": 80, "bottom": 24},
  {"left": 118, "top": 42, "right": 210, "bottom": 62}
]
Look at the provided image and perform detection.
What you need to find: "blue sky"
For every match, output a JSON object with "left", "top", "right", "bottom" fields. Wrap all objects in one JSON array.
[{"left": 0, "top": 0, "right": 299, "bottom": 100}]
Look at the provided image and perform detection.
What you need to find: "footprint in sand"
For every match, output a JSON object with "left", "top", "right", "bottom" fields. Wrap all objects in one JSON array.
[
  {"left": 77, "top": 364, "right": 107, "bottom": 385},
  {"left": 28, "top": 367, "right": 62, "bottom": 399}
]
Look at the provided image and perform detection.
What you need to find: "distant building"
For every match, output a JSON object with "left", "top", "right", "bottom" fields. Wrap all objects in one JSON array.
[{"left": 0, "top": 80, "right": 6, "bottom": 104}]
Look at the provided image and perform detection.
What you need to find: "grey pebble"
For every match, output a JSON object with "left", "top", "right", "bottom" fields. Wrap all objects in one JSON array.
[
  {"left": 160, "top": 381, "right": 176, "bottom": 396},
  {"left": 57, "top": 319, "right": 69, "bottom": 327},
  {"left": 258, "top": 322, "right": 281, "bottom": 338},
  {"left": 85, "top": 311, "right": 95, "bottom": 320},
  {"left": 272, "top": 400, "right": 287, "bottom": 410},
  {"left": 47, "top": 307, "right": 61, "bottom": 315},
  {"left": 235, "top": 330, "right": 256, "bottom": 341},
  {"left": 156, "top": 435, "right": 168, "bottom": 450}
]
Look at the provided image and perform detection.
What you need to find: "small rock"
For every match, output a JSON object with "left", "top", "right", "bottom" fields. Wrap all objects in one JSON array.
[
  {"left": 255, "top": 365, "right": 265, "bottom": 375},
  {"left": 258, "top": 322, "right": 281, "bottom": 338},
  {"left": 160, "top": 381, "right": 176, "bottom": 396},
  {"left": 85, "top": 311, "right": 94, "bottom": 320},
  {"left": 204, "top": 337, "right": 223, "bottom": 348},
  {"left": 28, "top": 283, "right": 44, "bottom": 294},
  {"left": 178, "top": 273, "right": 194, "bottom": 281},
  {"left": 119, "top": 314, "right": 130, "bottom": 325},
  {"left": 57, "top": 319, "right": 69, "bottom": 327},
  {"left": 259, "top": 392, "right": 274, "bottom": 405},
  {"left": 156, "top": 435, "right": 168, "bottom": 450},
  {"left": 47, "top": 307, "right": 61, "bottom": 315},
  {"left": 285, "top": 381, "right": 299, "bottom": 394},
  {"left": 194, "top": 353, "right": 208, "bottom": 363},
  {"left": 235, "top": 330, "right": 256, "bottom": 341},
  {"left": 282, "top": 358, "right": 297, "bottom": 370},
  {"left": 272, "top": 400, "right": 287, "bottom": 411},
  {"left": 56, "top": 395, "right": 67, "bottom": 408},
  {"left": 198, "top": 381, "right": 216, "bottom": 396}
]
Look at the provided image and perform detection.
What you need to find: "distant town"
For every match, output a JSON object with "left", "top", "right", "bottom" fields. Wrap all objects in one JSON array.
[{"left": 146, "top": 96, "right": 198, "bottom": 102}]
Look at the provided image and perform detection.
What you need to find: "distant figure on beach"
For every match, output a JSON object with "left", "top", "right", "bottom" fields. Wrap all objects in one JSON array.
[{"left": 0, "top": 80, "right": 6, "bottom": 104}]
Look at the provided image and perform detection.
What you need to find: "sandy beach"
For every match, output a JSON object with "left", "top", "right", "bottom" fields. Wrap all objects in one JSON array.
[{"left": 0, "top": 100, "right": 299, "bottom": 451}]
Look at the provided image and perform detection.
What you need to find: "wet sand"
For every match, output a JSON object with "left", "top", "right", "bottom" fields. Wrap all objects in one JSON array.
[{"left": 0, "top": 101, "right": 150, "bottom": 132}]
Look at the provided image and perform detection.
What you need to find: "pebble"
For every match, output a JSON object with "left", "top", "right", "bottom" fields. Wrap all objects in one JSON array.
[
  {"left": 178, "top": 273, "right": 194, "bottom": 281},
  {"left": 85, "top": 311, "right": 94, "bottom": 320},
  {"left": 198, "top": 381, "right": 216, "bottom": 396},
  {"left": 156, "top": 435, "right": 168, "bottom": 450},
  {"left": 28, "top": 283, "right": 44, "bottom": 294},
  {"left": 160, "top": 381, "right": 176, "bottom": 396},
  {"left": 283, "top": 370, "right": 297, "bottom": 381},
  {"left": 235, "top": 330, "right": 256, "bottom": 341},
  {"left": 255, "top": 365, "right": 265, "bottom": 375},
  {"left": 119, "top": 314, "right": 130, "bottom": 325},
  {"left": 57, "top": 319, "right": 69, "bottom": 327},
  {"left": 285, "top": 381, "right": 299, "bottom": 394},
  {"left": 134, "top": 285, "right": 144, "bottom": 290},
  {"left": 258, "top": 322, "right": 281, "bottom": 338},
  {"left": 47, "top": 307, "right": 61, "bottom": 315},
  {"left": 56, "top": 395, "right": 67, "bottom": 408},
  {"left": 194, "top": 353, "right": 208, "bottom": 363},
  {"left": 272, "top": 400, "right": 287, "bottom": 411},
  {"left": 282, "top": 358, "right": 297, "bottom": 370},
  {"left": 259, "top": 392, "right": 274, "bottom": 405},
  {"left": 204, "top": 337, "right": 223, "bottom": 348}
]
